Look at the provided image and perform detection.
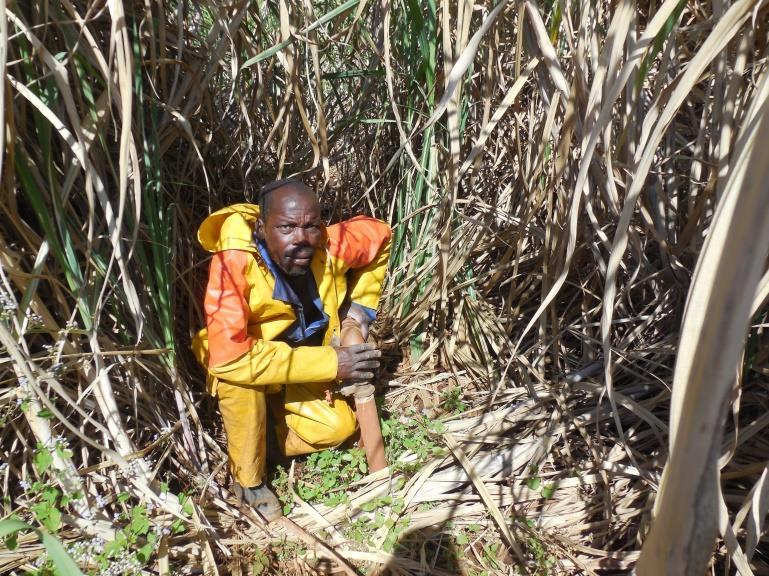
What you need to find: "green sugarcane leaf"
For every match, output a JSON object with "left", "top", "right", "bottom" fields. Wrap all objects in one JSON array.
[
  {"left": 0, "top": 517, "right": 83, "bottom": 575},
  {"left": 241, "top": 0, "right": 360, "bottom": 69}
]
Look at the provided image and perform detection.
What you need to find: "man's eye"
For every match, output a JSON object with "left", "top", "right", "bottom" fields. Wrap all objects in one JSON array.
[
  {"left": 304, "top": 224, "right": 321, "bottom": 232},
  {"left": 277, "top": 224, "right": 294, "bottom": 232}
]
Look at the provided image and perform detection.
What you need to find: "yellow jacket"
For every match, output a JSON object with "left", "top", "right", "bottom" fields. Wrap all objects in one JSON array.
[{"left": 192, "top": 204, "right": 391, "bottom": 395}]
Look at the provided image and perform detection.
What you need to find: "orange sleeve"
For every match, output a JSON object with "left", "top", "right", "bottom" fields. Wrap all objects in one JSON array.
[
  {"left": 204, "top": 250, "right": 254, "bottom": 367},
  {"left": 326, "top": 216, "right": 392, "bottom": 269},
  {"left": 326, "top": 216, "right": 392, "bottom": 311}
]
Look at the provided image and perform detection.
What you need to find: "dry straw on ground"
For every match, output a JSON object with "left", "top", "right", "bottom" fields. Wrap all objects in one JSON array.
[{"left": 1, "top": 0, "right": 769, "bottom": 574}]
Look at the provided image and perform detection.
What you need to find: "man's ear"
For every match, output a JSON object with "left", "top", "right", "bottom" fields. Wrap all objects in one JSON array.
[{"left": 255, "top": 218, "right": 266, "bottom": 241}]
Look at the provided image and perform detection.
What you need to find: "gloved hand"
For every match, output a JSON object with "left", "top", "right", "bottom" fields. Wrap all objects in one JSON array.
[
  {"left": 333, "top": 309, "right": 379, "bottom": 397},
  {"left": 334, "top": 343, "right": 381, "bottom": 381}
]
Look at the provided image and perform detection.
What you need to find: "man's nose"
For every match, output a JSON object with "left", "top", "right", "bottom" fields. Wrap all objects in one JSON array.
[{"left": 292, "top": 227, "right": 311, "bottom": 244}]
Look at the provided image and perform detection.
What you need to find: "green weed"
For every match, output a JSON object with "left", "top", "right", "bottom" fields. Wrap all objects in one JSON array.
[
  {"left": 527, "top": 535, "right": 557, "bottom": 575},
  {"left": 381, "top": 409, "right": 447, "bottom": 468},
  {"left": 526, "top": 474, "right": 558, "bottom": 499},
  {"left": 12, "top": 445, "right": 192, "bottom": 575},
  {"left": 343, "top": 516, "right": 376, "bottom": 548},
  {"left": 251, "top": 547, "right": 271, "bottom": 574},
  {"left": 272, "top": 538, "right": 307, "bottom": 563},
  {"left": 268, "top": 464, "right": 294, "bottom": 515},
  {"left": 299, "top": 448, "right": 364, "bottom": 505},
  {"left": 440, "top": 386, "right": 467, "bottom": 414}
]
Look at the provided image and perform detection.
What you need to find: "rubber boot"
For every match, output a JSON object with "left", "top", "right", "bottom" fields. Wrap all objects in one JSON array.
[{"left": 234, "top": 482, "right": 282, "bottom": 522}]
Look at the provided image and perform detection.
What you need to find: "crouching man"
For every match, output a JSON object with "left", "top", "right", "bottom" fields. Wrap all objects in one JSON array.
[{"left": 192, "top": 179, "right": 391, "bottom": 521}]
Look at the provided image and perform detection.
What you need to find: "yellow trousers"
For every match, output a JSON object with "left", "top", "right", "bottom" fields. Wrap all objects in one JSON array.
[{"left": 216, "top": 381, "right": 357, "bottom": 487}]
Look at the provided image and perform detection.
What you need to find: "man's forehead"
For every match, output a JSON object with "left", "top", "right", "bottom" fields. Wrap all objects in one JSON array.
[{"left": 267, "top": 186, "right": 319, "bottom": 214}]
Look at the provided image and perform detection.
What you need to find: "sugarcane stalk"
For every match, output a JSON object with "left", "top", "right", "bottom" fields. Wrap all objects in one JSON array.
[{"left": 340, "top": 317, "right": 387, "bottom": 473}]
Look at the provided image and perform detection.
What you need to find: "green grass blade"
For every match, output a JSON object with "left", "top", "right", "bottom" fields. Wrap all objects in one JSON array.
[{"left": 0, "top": 517, "right": 85, "bottom": 575}]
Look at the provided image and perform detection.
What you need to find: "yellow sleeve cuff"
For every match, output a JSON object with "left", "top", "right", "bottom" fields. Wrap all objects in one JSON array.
[{"left": 285, "top": 345, "right": 339, "bottom": 383}]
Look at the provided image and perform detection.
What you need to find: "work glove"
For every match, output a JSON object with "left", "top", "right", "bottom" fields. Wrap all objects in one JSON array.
[{"left": 332, "top": 311, "right": 379, "bottom": 400}]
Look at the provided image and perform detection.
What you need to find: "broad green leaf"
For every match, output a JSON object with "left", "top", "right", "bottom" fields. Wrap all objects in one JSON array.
[
  {"left": 35, "top": 449, "right": 53, "bottom": 474},
  {"left": 0, "top": 517, "right": 83, "bottom": 575},
  {"left": 541, "top": 484, "right": 556, "bottom": 499}
]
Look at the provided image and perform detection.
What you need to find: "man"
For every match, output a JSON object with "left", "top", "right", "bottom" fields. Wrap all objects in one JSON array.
[{"left": 192, "top": 179, "right": 391, "bottom": 521}]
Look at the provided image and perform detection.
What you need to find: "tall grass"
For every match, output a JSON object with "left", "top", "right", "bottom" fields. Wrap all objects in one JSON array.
[{"left": 1, "top": 0, "right": 769, "bottom": 573}]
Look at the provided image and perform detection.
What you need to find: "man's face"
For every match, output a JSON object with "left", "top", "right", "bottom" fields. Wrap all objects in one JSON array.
[{"left": 256, "top": 186, "right": 323, "bottom": 276}]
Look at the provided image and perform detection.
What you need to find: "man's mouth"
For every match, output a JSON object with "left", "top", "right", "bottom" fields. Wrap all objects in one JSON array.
[{"left": 288, "top": 252, "right": 313, "bottom": 265}]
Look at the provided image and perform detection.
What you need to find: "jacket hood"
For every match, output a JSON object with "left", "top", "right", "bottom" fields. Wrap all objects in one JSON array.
[
  {"left": 197, "top": 203, "right": 261, "bottom": 253},
  {"left": 198, "top": 202, "right": 330, "bottom": 254}
]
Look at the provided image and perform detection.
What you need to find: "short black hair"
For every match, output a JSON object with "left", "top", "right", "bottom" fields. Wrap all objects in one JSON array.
[{"left": 258, "top": 178, "right": 314, "bottom": 218}]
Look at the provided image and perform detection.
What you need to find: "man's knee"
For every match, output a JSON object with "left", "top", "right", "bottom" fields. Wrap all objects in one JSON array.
[
  {"left": 318, "top": 403, "right": 357, "bottom": 445},
  {"left": 293, "top": 401, "right": 357, "bottom": 447}
]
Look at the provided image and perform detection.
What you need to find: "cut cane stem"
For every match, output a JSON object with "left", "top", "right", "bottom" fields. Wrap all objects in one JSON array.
[{"left": 340, "top": 317, "right": 387, "bottom": 473}]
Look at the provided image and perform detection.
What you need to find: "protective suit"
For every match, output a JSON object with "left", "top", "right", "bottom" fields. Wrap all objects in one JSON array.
[{"left": 192, "top": 204, "right": 391, "bottom": 487}]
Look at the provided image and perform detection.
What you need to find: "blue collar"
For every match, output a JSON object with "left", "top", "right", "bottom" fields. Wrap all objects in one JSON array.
[{"left": 255, "top": 238, "right": 328, "bottom": 343}]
